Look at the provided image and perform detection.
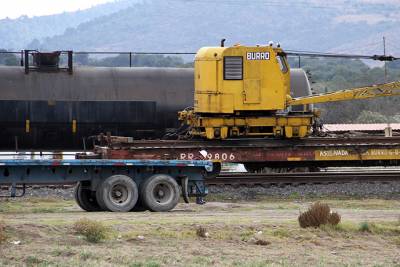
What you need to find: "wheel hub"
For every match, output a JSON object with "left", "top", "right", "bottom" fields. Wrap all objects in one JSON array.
[
  {"left": 110, "top": 184, "right": 129, "bottom": 204},
  {"left": 153, "top": 183, "right": 172, "bottom": 204}
]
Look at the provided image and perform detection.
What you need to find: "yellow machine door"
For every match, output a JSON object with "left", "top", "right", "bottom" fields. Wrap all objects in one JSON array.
[{"left": 243, "top": 79, "right": 261, "bottom": 104}]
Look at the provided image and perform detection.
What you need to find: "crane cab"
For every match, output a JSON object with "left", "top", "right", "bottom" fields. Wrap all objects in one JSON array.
[
  {"left": 194, "top": 45, "right": 291, "bottom": 114},
  {"left": 179, "top": 44, "right": 313, "bottom": 139}
]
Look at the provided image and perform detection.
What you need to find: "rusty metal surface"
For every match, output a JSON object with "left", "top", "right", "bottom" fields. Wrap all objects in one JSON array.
[{"left": 89, "top": 136, "right": 400, "bottom": 167}]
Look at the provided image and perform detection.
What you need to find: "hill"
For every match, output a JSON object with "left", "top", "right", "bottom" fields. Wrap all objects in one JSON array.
[
  {"left": 0, "top": 0, "right": 134, "bottom": 50},
  {"left": 27, "top": 0, "right": 400, "bottom": 56}
]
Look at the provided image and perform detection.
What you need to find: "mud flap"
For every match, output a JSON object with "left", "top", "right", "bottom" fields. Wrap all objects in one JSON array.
[{"left": 181, "top": 176, "right": 189, "bottom": 203}]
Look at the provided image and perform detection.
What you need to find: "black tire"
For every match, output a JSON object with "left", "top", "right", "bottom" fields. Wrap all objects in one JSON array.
[
  {"left": 141, "top": 174, "right": 180, "bottom": 212},
  {"left": 74, "top": 182, "right": 102, "bottom": 212},
  {"left": 96, "top": 175, "right": 138, "bottom": 212},
  {"left": 129, "top": 181, "right": 150, "bottom": 212},
  {"left": 130, "top": 199, "right": 148, "bottom": 212}
]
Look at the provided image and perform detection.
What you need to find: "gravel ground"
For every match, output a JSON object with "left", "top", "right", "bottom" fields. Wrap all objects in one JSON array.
[
  {"left": 0, "top": 186, "right": 75, "bottom": 199},
  {"left": 209, "top": 181, "right": 400, "bottom": 200},
  {"left": 1, "top": 181, "right": 400, "bottom": 200}
]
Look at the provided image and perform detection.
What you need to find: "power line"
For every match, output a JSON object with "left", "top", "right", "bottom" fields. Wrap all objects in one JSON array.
[{"left": 1, "top": 49, "right": 398, "bottom": 61}]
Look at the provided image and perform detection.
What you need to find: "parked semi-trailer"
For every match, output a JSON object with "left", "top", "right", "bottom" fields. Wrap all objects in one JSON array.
[{"left": 0, "top": 158, "right": 214, "bottom": 212}]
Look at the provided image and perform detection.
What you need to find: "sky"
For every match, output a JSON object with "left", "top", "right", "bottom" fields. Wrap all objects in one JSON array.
[{"left": 0, "top": 0, "right": 116, "bottom": 19}]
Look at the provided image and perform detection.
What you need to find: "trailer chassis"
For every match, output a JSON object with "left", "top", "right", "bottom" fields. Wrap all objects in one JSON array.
[{"left": 0, "top": 159, "right": 214, "bottom": 212}]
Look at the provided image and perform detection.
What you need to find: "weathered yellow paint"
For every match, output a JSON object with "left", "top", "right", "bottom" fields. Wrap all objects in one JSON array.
[
  {"left": 194, "top": 45, "right": 290, "bottom": 114},
  {"left": 189, "top": 115, "right": 312, "bottom": 139},
  {"left": 289, "top": 81, "right": 400, "bottom": 106},
  {"left": 220, "top": 127, "right": 229, "bottom": 139},
  {"left": 25, "top": 120, "right": 30, "bottom": 133},
  {"left": 185, "top": 44, "right": 400, "bottom": 139},
  {"left": 287, "top": 157, "right": 302, "bottom": 161},
  {"left": 315, "top": 148, "right": 400, "bottom": 161},
  {"left": 72, "top": 120, "right": 77, "bottom": 134}
]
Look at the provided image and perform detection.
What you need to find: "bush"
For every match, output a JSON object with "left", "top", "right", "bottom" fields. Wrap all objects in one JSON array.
[
  {"left": 298, "top": 202, "right": 341, "bottom": 228},
  {"left": 359, "top": 222, "right": 371, "bottom": 233},
  {"left": 196, "top": 226, "right": 208, "bottom": 238},
  {"left": 328, "top": 211, "right": 341, "bottom": 225},
  {"left": 73, "top": 218, "right": 108, "bottom": 243}
]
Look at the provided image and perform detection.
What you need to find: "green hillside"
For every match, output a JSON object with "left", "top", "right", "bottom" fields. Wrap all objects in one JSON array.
[
  {"left": 35, "top": 0, "right": 399, "bottom": 54},
  {"left": 0, "top": 0, "right": 134, "bottom": 50}
]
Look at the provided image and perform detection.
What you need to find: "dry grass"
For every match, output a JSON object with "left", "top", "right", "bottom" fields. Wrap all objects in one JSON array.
[
  {"left": 195, "top": 225, "right": 208, "bottom": 238},
  {"left": 0, "top": 221, "right": 6, "bottom": 244},
  {"left": 327, "top": 211, "right": 341, "bottom": 225},
  {"left": 2, "top": 198, "right": 400, "bottom": 266},
  {"left": 253, "top": 239, "right": 271, "bottom": 246},
  {"left": 72, "top": 218, "right": 108, "bottom": 243},
  {"left": 298, "top": 202, "right": 341, "bottom": 228}
]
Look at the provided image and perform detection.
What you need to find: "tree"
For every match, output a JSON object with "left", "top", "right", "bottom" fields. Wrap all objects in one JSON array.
[{"left": 0, "top": 49, "right": 18, "bottom": 66}]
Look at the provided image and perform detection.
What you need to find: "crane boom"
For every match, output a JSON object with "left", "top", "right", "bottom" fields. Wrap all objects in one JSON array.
[{"left": 288, "top": 81, "right": 400, "bottom": 106}]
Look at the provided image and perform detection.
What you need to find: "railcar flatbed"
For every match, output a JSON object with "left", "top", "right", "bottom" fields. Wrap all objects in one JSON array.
[
  {"left": 90, "top": 135, "right": 400, "bottom": 171},
  {"left": 0, "top": 158, "right": 214, "bottom": 212}
]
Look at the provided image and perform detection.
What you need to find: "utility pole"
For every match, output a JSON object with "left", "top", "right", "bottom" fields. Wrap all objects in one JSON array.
[{"left": 383, "top": 36, "right": 388, "bottom": 82}]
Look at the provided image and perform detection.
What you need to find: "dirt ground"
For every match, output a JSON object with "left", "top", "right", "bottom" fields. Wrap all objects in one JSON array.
[{"left": 0, "top": 197, "right": 400, "bottom": 267}]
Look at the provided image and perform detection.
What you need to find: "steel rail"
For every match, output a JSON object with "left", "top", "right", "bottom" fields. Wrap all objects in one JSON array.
[
  {"left": 1, "top": 171, "right": 400, "bottom": 191},
  {"left": 205, "top": 171, "right": 400, "bottom": 185}
]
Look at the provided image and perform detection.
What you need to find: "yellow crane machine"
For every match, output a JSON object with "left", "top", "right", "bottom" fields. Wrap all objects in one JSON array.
[{"left": 179, "top": 43, "right": 400, "bottom": 139}]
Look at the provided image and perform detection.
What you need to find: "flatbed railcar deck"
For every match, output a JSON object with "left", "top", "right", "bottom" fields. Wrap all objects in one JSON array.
[
  {"left": 0, "top": 159, "right": 214, "bottom": 212},
  {"left": 90, "top": 135, "right": 400, "bottom": 171}
]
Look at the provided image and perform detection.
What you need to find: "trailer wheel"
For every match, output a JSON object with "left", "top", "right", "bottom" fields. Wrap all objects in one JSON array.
[
  {"left": 96, "top": 175, "right": 138, "bottom": 212},
  {"left": 141, "top": 174, "right": 180, "bottom": 212},
  {"left": 130, "top": 200, "right": 147, "bottom": 212},
  {"left": 74, "top": 182, "right": 102, "bottom": 212}
]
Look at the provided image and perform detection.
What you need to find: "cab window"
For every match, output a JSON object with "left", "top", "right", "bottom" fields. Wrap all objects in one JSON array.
[{"left": 277, "top": 55, "right": 288, "bottom": 73}]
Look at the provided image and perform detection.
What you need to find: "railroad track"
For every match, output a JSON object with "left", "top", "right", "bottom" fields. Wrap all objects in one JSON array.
[
  {"left": 1, "top": 171, "right": 400, "bottom": 191},
  {"left": 205, "top": 171, "right": 400, "bottom": 186}
]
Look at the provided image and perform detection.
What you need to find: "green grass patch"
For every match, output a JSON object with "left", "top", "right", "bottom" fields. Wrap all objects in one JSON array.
[
  {"left": 272, "top": 228, "right": 291, "bottom": 238},
  {"left": 0, "top": 198, "right": 75, "bottom": 213},
  {"left": 358, "top": 221, "right": 400, "bottom": 235},
  {"left": 25, "top": 256, "right": 51, "bottom": 267}
]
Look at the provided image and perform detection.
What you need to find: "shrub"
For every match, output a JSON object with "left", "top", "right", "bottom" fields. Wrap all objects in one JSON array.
[
  {"left": 196, "top": 226, "right": 208, "bottom": 238},
  {"left": 248, "top": 237, "right": 271, "bottom": 246},
  {"left": 359, "top": 222, "right": 371, "bottom": 233},
  {"left": 328, "top": 211, "right": 341, "bottom": 225},
  {"left": 73, "top": 218, "right": 108, "bottom": 243},
  {"left": 298, "top": 202, "right": 341, "bottom": 228}
]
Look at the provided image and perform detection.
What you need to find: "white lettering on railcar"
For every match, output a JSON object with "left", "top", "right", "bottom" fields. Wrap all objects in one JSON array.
[
  {"left": 180, "top": 153, "right": 194, "bottom": 160},
  {"left": 246, "top": 52, "right": 270, "bottom": 60},
  {"left": 180, "top": 152, "right": 236, "bottom": 161}
]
